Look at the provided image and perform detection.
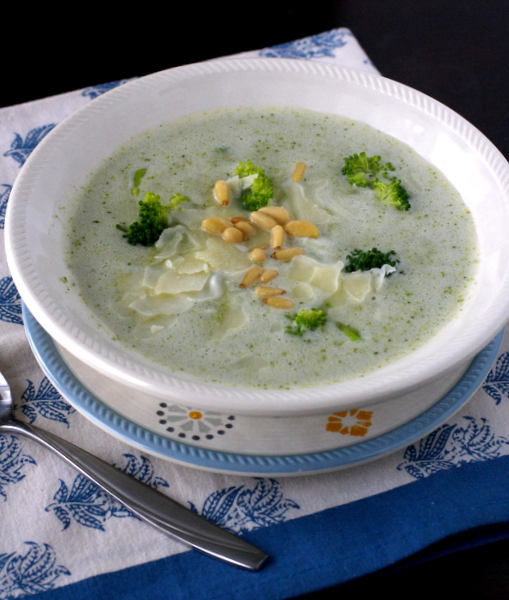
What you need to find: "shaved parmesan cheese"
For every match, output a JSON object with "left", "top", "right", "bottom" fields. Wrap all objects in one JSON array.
[
  {"left": 287, "top": 255, "right": 343, "bottom": 298},
  {"left": 154, "top": 271, "right": 209, "bottom": 295},
  {"left": 129, "top": 292, "right": 194, "bottom": 316},
  {"left": 176, "top": 254, "right": 210, "bottom": 275},
  {"left": 284, "top": 182, "right": 333, "bottom": 224},
  {"left": 195, "top": 237, "right": 252, "bottom": 273},
  {"left": 342, "top": 271, "right": 374, "bottom": 303}
]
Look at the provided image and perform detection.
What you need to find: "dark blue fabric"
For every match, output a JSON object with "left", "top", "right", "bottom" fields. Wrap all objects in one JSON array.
[{"left": 27, "top": 454, "right": 509, "bottom": 600}]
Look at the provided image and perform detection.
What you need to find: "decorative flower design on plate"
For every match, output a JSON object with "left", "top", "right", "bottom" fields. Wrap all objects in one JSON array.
[
  {"left": 155, "top": 403, "right": 235, "bottom": 441},
  {"left": 325, "top": 409, "right": 373, "bottom": 437}
]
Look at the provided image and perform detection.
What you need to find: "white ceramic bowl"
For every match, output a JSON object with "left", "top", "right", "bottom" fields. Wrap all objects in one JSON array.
[{"left": 6, "top": 58, "right": 509, "bottom": 416}]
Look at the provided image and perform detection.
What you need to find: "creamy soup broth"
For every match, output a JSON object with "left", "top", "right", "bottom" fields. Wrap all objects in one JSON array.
[{"left": 66, "top": 106, "right": 478, "bottom": 389}]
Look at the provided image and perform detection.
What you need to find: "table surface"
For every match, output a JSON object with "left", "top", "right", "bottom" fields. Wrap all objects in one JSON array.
[{"left": 4, "top": 1, "right": 509, "bottom": 598}]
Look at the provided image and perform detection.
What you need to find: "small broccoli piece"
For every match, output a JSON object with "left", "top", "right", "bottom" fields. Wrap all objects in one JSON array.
[
  {"left": 122, "top": 192, "right": 190, "bottom": 246},
  {"left": 234, "top": 159, "right": 273, "bottom": 211},
  {"left": 168, "top": 192, "right": 190, "bottom": 209},
  {"left": 372, "top": 178, "right": 410, "bottom": 211},
  {"left": 342, "top": 152, "right": 395, "bottom": 187},
  {"left": 285, "top": 308, "right": 328, "bottom": 337},
  {"left": 342, "top": 152, "right": 410, "bottom": 210},
  {"left": 336, "top": 322, "right": 362, "bottom": 341},
  {"left": 131, "top": 168, "right": 147, "bottom": 196},
  {"left": 345, "top": 248, "right": 400, "bottom": 273}
]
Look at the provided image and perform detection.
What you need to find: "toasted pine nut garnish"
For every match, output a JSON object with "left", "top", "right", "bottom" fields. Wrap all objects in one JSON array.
[
  {"left": 272, "top": 247, "right": 306, "bottom": 261},
  {"left": 240, "top": 266, "right": 264, "bottom": 288},
  {"left": 292, "top": 161, "right": 307, "bottom": 182},
  {"left": 250, "top": 211, "right": 278, "bottom": 230},
  {"left": 230, "top": 216, "right": 250, "bottom": 224},
  {"left": 284, "top": 220, "right": 319, "bottom": 238},
  {"left": 235, "top": 220, "right": 256, "bottom": 236},
  {"left": 249, "top": 247, "right": 267, "bottom": 262},
  {"left": 214, "top": 179, "right": 230, "bottom": 205},
  {"left": 258, "top": 206, "right": 291, "bottom": 225},
  {"left": 222, "top": 226, "right": 245, "bottom": 244},
  {"left": 260, "top": 269, "right": 278, "bottom": 283},
  {"left": 202, "top": 217, "right": 233, "bottom": 234},
  {"left": 264, "top": 297, "right": 294, "bottom": 309},
  {"left": 271, "top": 224, "right": 285, "bottom": 250},
  {"left": 254, "top": 286, "right": 286, "bottom": 298}
]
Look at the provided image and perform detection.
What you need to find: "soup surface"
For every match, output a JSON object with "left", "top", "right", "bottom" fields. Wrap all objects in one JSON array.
[{"left": 65, "top": 106, "right": 478, "bottom": 389}]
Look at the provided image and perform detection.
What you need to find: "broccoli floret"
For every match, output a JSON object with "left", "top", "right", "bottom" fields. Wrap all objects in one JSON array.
[
  {"left": 342, "top": 152, "right": 410, "bottom": 210},
  {"left": 121, "top": 191, "right": 190, "bottom": 246},
  {"left": 345, "top": 248, "right": 400, "bottom": 273},
  {"left": 285, "top": 308, "right": 328, "bottom": 337},
  {"left": 342, "top": 152, "right": 395, "bottom": 187},
  {"left": 124, "top": 192, "right": 169, "bottom": 246},
  {"left": 336, "top": 322, "right": 362, "bottom": 341},
  {"left": 234, "top": 159, "right": 273, "bottom": 211},
  {"left": 372, "top": 178, "right": 410, "bottom": 211}
]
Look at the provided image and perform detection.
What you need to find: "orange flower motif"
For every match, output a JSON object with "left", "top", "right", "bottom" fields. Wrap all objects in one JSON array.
[{"left": 325, "top": 409, "right": 373, "bottom": 437}]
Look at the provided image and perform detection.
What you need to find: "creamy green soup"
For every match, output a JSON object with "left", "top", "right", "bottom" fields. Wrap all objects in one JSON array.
[{"left": 65, "top": 106, "right": 478, "bottom": 389}]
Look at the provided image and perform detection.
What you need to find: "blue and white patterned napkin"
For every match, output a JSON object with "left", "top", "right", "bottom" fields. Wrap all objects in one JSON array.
[{"left": 2, "top": 29, "right": 509, "bottom": 600}]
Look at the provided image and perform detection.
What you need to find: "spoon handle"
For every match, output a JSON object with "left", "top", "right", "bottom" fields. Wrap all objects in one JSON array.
[{"left": 2, "top": 419, "right": 268, "bottom": 571}]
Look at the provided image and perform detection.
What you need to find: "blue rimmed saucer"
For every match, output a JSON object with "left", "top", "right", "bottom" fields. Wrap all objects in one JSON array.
[{"left": 23, "top": 304, "right": 503, "bottom": 476}]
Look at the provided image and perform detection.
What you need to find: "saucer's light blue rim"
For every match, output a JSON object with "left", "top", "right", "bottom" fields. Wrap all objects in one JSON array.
[{"left": 22, "top": 304, "right": 504, "bottom": 476}]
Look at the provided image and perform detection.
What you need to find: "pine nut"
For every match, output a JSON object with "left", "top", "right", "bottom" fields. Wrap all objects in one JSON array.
[
  {"left": 272, "top": 247, "right": 306, "bottom": 261},
  {"left": 240, "top": 266, "right": 264, "bottom": 288},
  {"left": 222, "top": 226, "right": 245, "bottom": 243},
  {"left": 284, "top": 220, "right": 319, "bottom": 238},
  {"left": 250, "top": 211, "right": 278, "bottom": 230},
  {"left": 258, "top": 206, "right": 291, "bottom": 225},
  {"left": 235, "top": 220, "right": 256, "bottom": 236},
  {"left": 254, "top": 286, "right": 286, "bottom": 298},
  {"left": 271, "top": 224, "right": 285, "bottom": 250},
  {"left": 260, "top": 269, "right": 278, "bottom": 283},
  {"left": 214, "top": 179, "right": 230, "bottom": 205},
  {"left": 264, "top": 297, "right": 294, "bottom": 309},
  {"left": 292, "top": 161, "right": 307, "bottom": 182},
  {"left": 231, "top": 216, "right": 250, "bottom": 224},
  {"left": 202, "top": 217, "right": 233, "bottom": 234},
  {"left": 249, "top": 247, "right": 267, "bottom": 262}
]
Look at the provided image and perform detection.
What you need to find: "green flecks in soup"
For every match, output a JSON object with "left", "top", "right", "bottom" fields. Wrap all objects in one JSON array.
[{"left": 65, "top": 106, "right": 478, "bottom": 389}]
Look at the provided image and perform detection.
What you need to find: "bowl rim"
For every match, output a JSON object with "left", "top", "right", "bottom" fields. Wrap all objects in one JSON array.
[{"left": 6, "top": 56, "right": 509, "bottom": 416}]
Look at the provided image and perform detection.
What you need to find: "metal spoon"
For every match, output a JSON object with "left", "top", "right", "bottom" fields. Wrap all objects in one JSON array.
[{"left": 0, "top": 369, "right": 268, "bottom": 571}]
